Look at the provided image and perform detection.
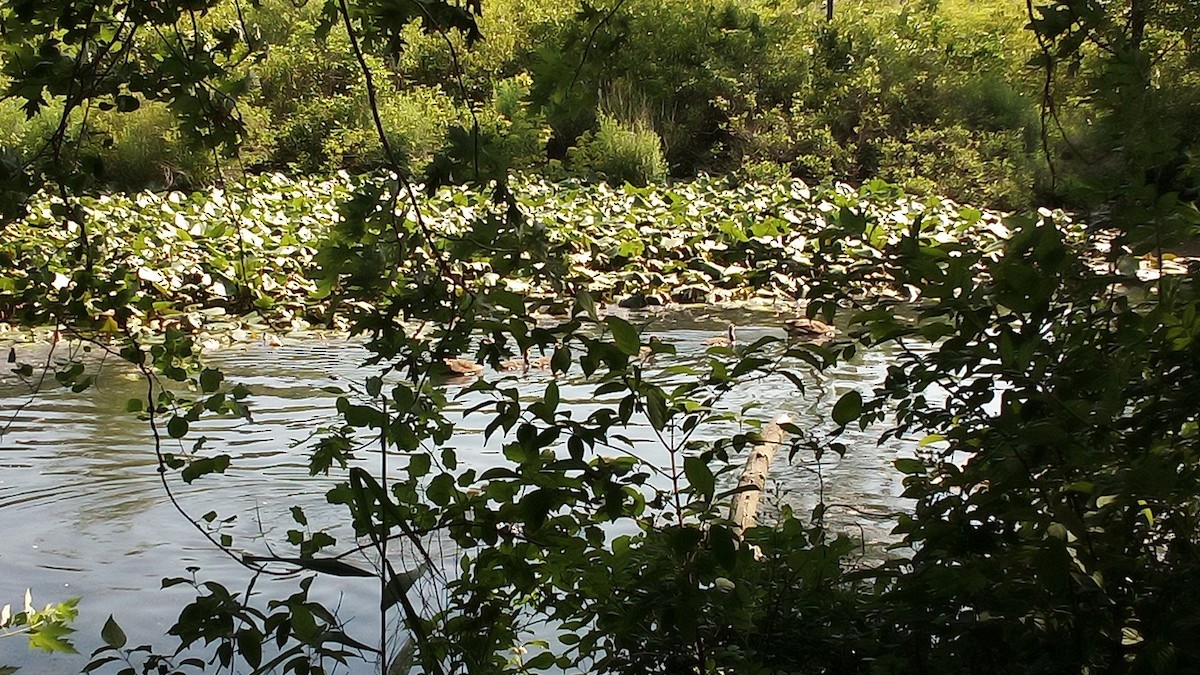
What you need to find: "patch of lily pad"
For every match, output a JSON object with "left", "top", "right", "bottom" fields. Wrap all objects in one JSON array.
[{"left": 0, "top": 172, "right": 1063, "bottom": 342}]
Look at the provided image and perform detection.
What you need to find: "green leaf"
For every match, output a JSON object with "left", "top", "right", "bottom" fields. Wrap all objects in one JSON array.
[
  {"left": 575, "top": 290, "right": 598, "bottom": 320},
  {"left": 290, "top": 605, "right": 319, "bottom": 642},
  {"left": 115, "top": 94, "right": 140, "bottom": 113},
  {"left": 667, "top": 526, "right": 704, "bottom": 556},
  {"left": 167, "top": 416, "right": 189, "bottom": 438},
  {"left": 831, "top": 390, "right": 862, "bottom": 426},
  {"left": 894, "top": 458, "right": 925, "bottom": 474},
  {"left": 101, "top": 615, "right": 126, "bottom": 649},
  {"left": 241, "top": 555, "right": 373, "bottom": 577},
  {"left": 408, "top": 453, "right": 431, "bottom": 478},
  {"left": 525, "top": 652, "right": 555, "bottom": 669},
  {"left": 427, "top": 474, "right": 455, "bottom": 506},
  {"left": 180, "top": 455, "right": 231, "bottom": 483},
  {"left": 605, "top": 316, "right": 640, "bottom": 355},
  {"left": 199, "top": 368, "right": 223, "bottom": 393},
  {"left": 684, "top": 456, "right": 715, "bottom": 500},
  {"left": 709, "top": 524, "right": 737, "bottom": 571},
  {"left": 83, "top": 656, "right": 119, "bottom": 672},
  {"left": 27, "top": 622, "right": 76, "bottom": 654},
  {"left": 237, "top": 629, "right": 262, "bottom": 670},
  {"left": 381, "top": 564, "right": 429, "bottom": 611}
]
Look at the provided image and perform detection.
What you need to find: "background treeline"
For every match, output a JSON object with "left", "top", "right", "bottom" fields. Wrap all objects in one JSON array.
[{"left": 2, "top": 0, "right": 1197, "bottom": 210}]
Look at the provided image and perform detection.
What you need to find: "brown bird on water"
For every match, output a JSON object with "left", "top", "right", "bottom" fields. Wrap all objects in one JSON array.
[
  {"left": 442, "top": 357, "right": 484, "bottom": 376},
  {"left": 784, "top": 317, "right": 835, "bottom": 339},
  {"left": 498, "top": 352, "right": 554, "bottom": 372}
]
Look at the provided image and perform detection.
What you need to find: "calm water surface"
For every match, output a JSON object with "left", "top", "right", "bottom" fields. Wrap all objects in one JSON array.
[{"left": 0, "top": 309, "right": 919, "bottom": 673}]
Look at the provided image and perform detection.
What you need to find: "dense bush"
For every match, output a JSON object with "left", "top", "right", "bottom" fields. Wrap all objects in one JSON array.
[
  {"left": 877, "top": 125, "right": 1034, "bottom": 209},
  {"left": 568, "top": 114, "right": 668, "bottom": 186},
  {"left": 725, "top": 4, "right": 1044, "bottom": 206},
  {"left": 0, "top": 0, "right": 1082, "bottom": 203},
  {"left": 2, "top": 0, "right": 1194, "bottom": 206}
]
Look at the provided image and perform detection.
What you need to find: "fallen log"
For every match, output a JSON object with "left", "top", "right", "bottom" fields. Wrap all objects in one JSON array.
[{"left": 728, "top": 413, "right": 791, "bottom": 537}]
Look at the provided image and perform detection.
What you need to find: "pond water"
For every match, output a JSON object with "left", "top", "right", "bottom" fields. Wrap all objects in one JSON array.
[{"left": 0, "top": 308, "right": 919, "bottom": 673}]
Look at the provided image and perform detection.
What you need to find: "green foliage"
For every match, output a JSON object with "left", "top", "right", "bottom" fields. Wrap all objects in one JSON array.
[
  {"left": 528, "top": 0, "right": 777, "bottom": 173},
  {"left": 249, "top": 31, "right": 462, "bottom": 176},
  {"left": 723, "top": 2, "right": 1045, "bottom": 207},
  {"left": 482, "top": 75, "right": 553, "bottom": 170},
  {"left": 0, "top": 174, "right": 350, "bottom": 330},
  {"left": 0, "top": 589, "right": 80, "bottom": 669},
  {"left": 878, "top": 124, "right": 1034, "bottom": 209},
  {"left": 844, "top": 201, "right": 1200, "bottom": 672},
  {"left": 90, "top": 102, "right": 218, "bottom": 191},
  {"left": 568, "top": 114, "right": 668, "bottom": 186},
  {"left": 1, "top": 175, "right": 1018, "bottom": 331},
  {"left": 1, "top": 0, "right": 1193, "bottom": 209},
  {"left": 573, "top": 517, "right": 872, "bottom": 673},
  {"left": 1027, "top": 0, "right": 1200, "bottom": 206}
]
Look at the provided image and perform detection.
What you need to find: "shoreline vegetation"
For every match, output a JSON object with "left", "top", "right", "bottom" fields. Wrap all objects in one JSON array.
[{"left": 7, "top": 0, "right": 1194, "bottom": 213}]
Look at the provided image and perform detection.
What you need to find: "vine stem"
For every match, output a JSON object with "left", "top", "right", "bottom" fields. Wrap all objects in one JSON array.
[
  {"left": 379, "top": 391, "right": 389, "bottom": 674},
  {"left": 335, "top": 0, "right": 456, "bottom": 286},
  {"left": 124, "top": 335, "right": 287, "bottom": 576}
]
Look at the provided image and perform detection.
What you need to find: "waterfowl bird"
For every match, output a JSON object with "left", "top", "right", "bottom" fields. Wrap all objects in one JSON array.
[
  {"left": 784, "top": 317, "right": 835, "bottom": 339},
  {"left": 498, "top": 352, "right": 553, "bottom": 372},
  {"left": 703, "top": 323, "right": 737, "bottom": 348},
  {"left": 442, "top": 357, "right": 484, "bottom": 376}
]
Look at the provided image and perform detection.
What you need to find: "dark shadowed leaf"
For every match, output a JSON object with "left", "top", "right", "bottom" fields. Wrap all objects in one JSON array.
[
  {"left": 831, "top": 390, "right": 862, "bottom": 426},
  {"left": 101, "top": 615, "right": 126, "bottom": 649}
]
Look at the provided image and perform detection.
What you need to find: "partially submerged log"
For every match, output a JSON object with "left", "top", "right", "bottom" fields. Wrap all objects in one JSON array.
[{"left": 728, "top": 413, "right": 791, "bottom": 537}]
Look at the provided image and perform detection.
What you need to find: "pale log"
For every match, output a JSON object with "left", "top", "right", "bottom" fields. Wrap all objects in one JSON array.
[{"left": 728, "top": 413, "right": 791, "bottom": 537}]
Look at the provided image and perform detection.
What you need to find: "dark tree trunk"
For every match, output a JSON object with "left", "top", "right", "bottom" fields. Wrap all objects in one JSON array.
[{"left": 1129, "top": 0, "right": 1147, "bottom": 50}]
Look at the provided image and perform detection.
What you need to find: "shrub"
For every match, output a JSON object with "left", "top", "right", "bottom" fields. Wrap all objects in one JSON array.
[
  {"left": 730, "top": 103, "right": 857, "bottom": 183},
  {"left": 253, "top": 22, "right": 463, "bottom": 177},
  {"left": 877, "top": 125, "right": 1032, "bottom": 209},
  {"left": 252, "top": 37, "right": 363, "bottom": 119},
  {"left": 476, "top": 75, "right": 552, "bottom": 171},
  {"left": 0, "top": 98, "right": 28, "bottom": 152},
  {"left": 392, "top": 0, "right": 574, "bottom": 97},
  {"left": 0, "top": 68, "right": 69, "bottom": 168},
  {"left": 0, "top": 91, "right": 216, "bottom": 192},
  {"left": 91, "top": 102, "right": 217, "bottom": 191},
  {"left": 737, "top": 159, "right": 791, "bottom": 184},
  {"left": 568, "top": 114, "right": 668, "bottom": 186},
  {"left": 378, "top": 87, "right": 462, "bottom": 172},
  {"left": 945, "top": 73, "right": 1040, "bottom": 135},
  {"left": 266, "top": 96, "right": 358, "bottom": 174}
]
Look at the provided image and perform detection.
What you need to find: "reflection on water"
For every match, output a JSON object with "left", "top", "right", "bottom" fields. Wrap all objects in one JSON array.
[{"left": 0, "top": 309, "right": 920, "bottom": 673}]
